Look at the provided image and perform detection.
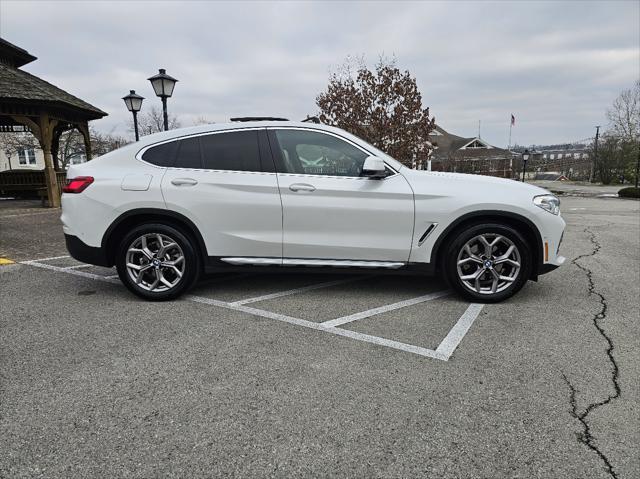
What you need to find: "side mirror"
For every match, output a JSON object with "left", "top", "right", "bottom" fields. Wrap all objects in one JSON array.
[{"left": 361, "top": 156, "right": 386, "bottom": 179}]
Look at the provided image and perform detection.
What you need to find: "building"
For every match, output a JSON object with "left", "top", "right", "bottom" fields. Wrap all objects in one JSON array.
[
  {"left": 0, "top": 130, "right": 45, "bottom": 171},
  {"left": 427, "top": 125, "right": 516, "bottom": 178},
  {"left": 512, "top": 144, "right": 592, "bottom": 181}
]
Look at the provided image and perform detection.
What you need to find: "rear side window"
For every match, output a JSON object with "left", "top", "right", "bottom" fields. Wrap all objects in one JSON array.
[
  {"left": 200, "top": 130, "right": 261, "bottom": 172},
  {"left": 175, "top": 137, "right": 202, "bottom": 169},
  {"left": 141, "top": 141, "right": 178, "bottom": 167}
]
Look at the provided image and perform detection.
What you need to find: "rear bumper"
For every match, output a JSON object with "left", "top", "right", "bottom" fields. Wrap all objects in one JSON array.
[{"left": 65, "top": 234, "right": 110, "bottom": 267}]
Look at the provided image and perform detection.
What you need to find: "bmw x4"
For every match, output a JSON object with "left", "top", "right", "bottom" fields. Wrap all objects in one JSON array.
[{"left": 61, "top": 120, "right": 566, "bottom": 302}]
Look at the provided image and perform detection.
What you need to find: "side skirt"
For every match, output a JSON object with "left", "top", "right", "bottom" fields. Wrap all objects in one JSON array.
[{"left": 204, "top": 256, "right": 436, "bottom": 276}]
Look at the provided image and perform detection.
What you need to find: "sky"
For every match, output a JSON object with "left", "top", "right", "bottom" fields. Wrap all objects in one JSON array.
[{"left": 1, "top": 0, "right": 638, "bottom": 147}]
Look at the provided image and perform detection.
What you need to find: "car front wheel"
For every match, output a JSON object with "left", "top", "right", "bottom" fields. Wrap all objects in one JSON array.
[
  {"left": 116, "top": 223, "right": 200, "bottom": 301},
  {"left": 445, "top": 223, "right": 531, "bottom": 302}
]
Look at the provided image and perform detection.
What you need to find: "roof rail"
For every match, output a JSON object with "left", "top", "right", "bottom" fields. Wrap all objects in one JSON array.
[
  {"left": 230, "top": 117, "right": 289, "bottom": 122},
  {"left": 301, "top": 116, "right": 321, "bottom": 124}
]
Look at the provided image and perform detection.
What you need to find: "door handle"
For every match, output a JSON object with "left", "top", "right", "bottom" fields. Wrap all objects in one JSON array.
[
  {"left": 171, "top": 178, "right": 198, "bottom": 186},
  {"left": 289, "top": 183, "right": 315, "bottom": 192}
]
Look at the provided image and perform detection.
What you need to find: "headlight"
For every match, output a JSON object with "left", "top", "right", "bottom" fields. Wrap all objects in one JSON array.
[{"left": 533, "top": 194, "right": 560, "bottom": 215}]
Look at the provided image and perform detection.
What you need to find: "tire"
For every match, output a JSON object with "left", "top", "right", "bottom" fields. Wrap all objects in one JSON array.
[
  {"left": 444, "top": 223, "right": 532, "bottom": 303},
  {"left": 116, "top": 223, "right": 201, "bottom": 301}
]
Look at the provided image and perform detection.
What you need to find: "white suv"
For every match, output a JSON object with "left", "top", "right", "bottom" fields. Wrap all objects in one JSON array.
[{"left": 61, "top": 120, "right": 565, "bottom": 302}]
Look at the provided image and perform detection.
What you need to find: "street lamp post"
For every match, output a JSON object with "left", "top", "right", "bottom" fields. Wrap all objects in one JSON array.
[
  {"left": 4, "top": 149, "right": 12, "bottom": 171},
  {"left": 521, "top": 149, "right": 530, "bottom": 182},
  {"left": 122, "top": 90, "right": 144, "bottom": 141},
  {"left": 148, "top": 68, "right": 178, "bottom": 131}
]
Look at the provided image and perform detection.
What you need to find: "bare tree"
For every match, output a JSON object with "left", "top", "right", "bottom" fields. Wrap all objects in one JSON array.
[
  {"left": 193, "top": 116, "right": 215, "bottom": 126},
  {"left": 0, "top": 129, "right": 40, "bottom": 170},
  {"left": 316, "top": 56, "right": 435, "bottom": 168},
  {"left": 605, "top": 80, "right": 640, "bottom": 185},
  {"left": 1, "top": 125, "right": 127, "bottom": 171},
  {"left": 607, "top": 80, "right": 640, "bottom": 141},
  {"left": 132, "top": 106, "right": 181, "bottom": 137},
  {"left": 56, "top": 126, "right": 128, "bottom": 170}
]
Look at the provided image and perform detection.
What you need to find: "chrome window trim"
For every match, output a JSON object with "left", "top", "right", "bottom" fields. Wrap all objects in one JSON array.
[{"left": 135, "top": 127, "right": 268, "bottom": 174}]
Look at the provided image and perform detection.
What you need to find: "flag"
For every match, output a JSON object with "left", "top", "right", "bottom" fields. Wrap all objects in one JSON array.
[{"left": 511, "top": 114, "right": 515, "bottom": 126}]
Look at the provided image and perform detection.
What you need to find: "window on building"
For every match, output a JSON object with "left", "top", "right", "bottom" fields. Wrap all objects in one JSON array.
[{"left": 17, "top": 148, "right": 37, "bottom": 166}]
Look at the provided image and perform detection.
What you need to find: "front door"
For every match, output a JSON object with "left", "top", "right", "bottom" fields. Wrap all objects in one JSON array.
[{"left": 269, "top": 128, "right": 414, "bottom": 262}]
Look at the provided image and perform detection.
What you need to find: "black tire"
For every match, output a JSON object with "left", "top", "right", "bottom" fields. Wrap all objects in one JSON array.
[
  {"left": 116, "top": 223, "right": 201, "bottom": 301},
  {"left": 444, "top": 223, "right": 532, "bottom": 303}
]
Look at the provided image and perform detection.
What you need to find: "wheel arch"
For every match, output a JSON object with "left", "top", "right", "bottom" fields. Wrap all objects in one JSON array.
[
  {"left": 430, "top": 210, "right": 543, "bottom": 280},
  {"left": 102, "top": 208, "right": 207, "bottom": 267}
]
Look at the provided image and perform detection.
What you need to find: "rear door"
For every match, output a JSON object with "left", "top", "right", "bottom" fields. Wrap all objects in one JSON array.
[
  {"left": 269, "top": 128, "right": 414, "bottom": 262},
  {"left": 160, "top": 128, "right": 282, "bottom": 260}
]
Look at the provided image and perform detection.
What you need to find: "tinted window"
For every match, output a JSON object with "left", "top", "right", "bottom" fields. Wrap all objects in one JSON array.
[
  {"left": 273, "top": 129, "right": 368, "bottom": 177},
  {"left": 142, "top": 141, "right": 178, "bottom": 167},
  {"left": 200, "top": 130, "right": 261, "bottom": 172},
  {"left": 175, "top": 137, "right": 202, "bottom": 169}
]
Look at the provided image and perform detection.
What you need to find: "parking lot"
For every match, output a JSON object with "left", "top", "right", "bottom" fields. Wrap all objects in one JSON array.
[{"left": 1, "top": 196, "right": 638, "bottom": 478}]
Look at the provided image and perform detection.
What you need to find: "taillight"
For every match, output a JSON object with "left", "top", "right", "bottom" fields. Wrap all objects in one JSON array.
[{"left": 63, "top": 176, "right": 94, "bottom": 193}]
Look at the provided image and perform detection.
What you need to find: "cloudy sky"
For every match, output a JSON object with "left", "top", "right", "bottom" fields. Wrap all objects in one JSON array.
[{"left": 1, "top": 0, "right": 638, "bottom": 147}]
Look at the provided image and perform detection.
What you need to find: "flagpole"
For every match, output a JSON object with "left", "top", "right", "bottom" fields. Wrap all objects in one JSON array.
[{"left": 508, "top": 115, "right": 513, "bottom": 178}]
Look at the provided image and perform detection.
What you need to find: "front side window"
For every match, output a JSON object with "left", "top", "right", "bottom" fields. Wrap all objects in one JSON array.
[
  {"left": 18, "top": 148, "right": 37, "bottom": 166},
  {"left": 200, "top": 130, "right": 260, "bottom": 172},
  {"left": 273, "top": 129, "right": 369, "bottom": 177}
]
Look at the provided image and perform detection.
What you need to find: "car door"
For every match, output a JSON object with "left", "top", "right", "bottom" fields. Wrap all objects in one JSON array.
[
  {"left": 268, "top": 128, "right": 414, "bottom": 262},
  {"left": 160, "top": 128, "right": 282, "bottom": 260}
]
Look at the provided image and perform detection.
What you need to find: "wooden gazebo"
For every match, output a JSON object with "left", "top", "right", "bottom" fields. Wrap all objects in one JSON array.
[{"left": 0, "top": 37, "right": 107, "bottom": 207}]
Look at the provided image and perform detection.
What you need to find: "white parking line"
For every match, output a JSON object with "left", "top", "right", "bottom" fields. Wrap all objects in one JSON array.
[
  {"left": 66, "top": 264, "right": 92, "bottom": 270},
  {"left": 187, "top": 294, "right": 448, "bottom": 360},
  {"left": 435, "top": 303, "right": 484, "bottom": 359},
  {"left": 23, "top": 260, "right": 120, "bottom": 283},
  {"left": 229, "top": 276, "right": 366, "bottom": 306},
  {"left": 321, "top": 290, "right": 450, "bottom": 328},
  {"left": 21, "top": 255, "right": 70, "bottom": 264},
  {"left": 19, "top": 260, "right": 482, "bottom": 361}
]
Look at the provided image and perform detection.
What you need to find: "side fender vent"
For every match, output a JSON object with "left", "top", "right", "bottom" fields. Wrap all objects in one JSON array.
[{"left": 418, "top": 223, "right": 438, "bottom": 246}]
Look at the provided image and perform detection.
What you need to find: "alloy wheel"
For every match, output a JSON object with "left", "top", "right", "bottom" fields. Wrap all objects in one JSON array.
[
  {"left": 456, "top": 233, "right": 521, "bottom": 295},
  {"left": 125, "top": 233, "right": 185, "bottom": 292}
]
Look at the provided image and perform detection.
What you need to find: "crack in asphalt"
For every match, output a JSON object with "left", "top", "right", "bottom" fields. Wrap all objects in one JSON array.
[{"left": 563, "top": 227, "right": 621, "bottom": 479}]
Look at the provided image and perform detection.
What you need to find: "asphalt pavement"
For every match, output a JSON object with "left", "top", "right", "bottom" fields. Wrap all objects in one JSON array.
[{"left": 0, "top": 196, "right": 638, "bottom": 478}]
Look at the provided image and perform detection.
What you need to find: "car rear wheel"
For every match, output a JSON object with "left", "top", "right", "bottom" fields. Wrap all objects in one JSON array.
[
  {"left": 116, "top": 223, "right": 200, "bottom": 301},
  {"left": 445, "top": 223, "right": 531, "bottom": 302}
]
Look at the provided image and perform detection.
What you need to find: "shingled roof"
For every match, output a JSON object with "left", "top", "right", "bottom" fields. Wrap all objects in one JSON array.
[
  {"left": 0, "top": 37, "right": 106, "bottom": 121},
  {"left": 429, "top": 124, "right": 512, "bottom": 160}
]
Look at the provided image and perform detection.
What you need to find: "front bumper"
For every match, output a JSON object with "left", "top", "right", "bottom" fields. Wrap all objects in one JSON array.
[
  {"left": 65, "top": 234, "right": 110, "bottom": 267},
  {"left": 539, "top": 258, "right": 565, "bottom": 275}
]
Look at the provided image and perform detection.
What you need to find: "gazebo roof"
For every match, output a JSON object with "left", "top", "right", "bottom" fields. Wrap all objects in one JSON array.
[
  {"left": 0, "top": 37, "right": 37, "bottom": 68},
  {"left": 0, "top": 37, "right": 107, "bottom": 122}
]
